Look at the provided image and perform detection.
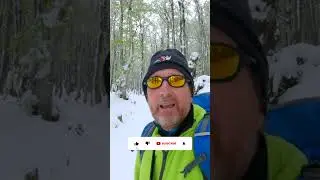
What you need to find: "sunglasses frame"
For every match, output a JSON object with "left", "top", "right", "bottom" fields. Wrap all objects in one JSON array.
[
  {"left": 211, "top": 43, "right": 256, "bottom": 83},
  {"left": 143, "top": 75, "right": 191, "bottom": 89}
]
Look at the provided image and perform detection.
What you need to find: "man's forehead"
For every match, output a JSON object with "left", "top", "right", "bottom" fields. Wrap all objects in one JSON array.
[
  {"left": 152, "top": 68, "right": 183, "bottom": 76},
  {"left": 211, "top": 27, "right": 237, "bottom": 47}
]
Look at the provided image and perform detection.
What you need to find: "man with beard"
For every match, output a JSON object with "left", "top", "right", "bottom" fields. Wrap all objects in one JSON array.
[{"left": 134, "top": 49, "right": 210, "bottom": 180}]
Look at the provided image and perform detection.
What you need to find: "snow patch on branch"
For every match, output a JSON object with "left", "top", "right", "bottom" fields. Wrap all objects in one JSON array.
[
  {"left": 249, "top": 0, "right": 269, "bottom": 21},
  {"left": 268, "top": 43, "right": 320, "bottom": 103},
  {"left": 190, "top": 52, "right": 199, "bottom": 61}
]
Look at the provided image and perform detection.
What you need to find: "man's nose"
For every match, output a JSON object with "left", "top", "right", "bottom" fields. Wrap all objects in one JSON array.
[{"left": 159, "top": 80, "right": 173, "bottom": 97}]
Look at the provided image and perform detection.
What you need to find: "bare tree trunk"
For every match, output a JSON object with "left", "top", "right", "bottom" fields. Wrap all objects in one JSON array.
[
  {"left": 182, "top": 1, "right": 187, "bottom": 55},
  {"left": 164, "top": 5, "right": 170, "bottom": 48},
  {"left": 111, "top": 7, "right": 117, "bottom": 90},
  {"left": 140, "top": 18, "right": 145, "bottom": 94},
  {"left": 92, "top": 0, "right": 108, "bottom": 104},
  {"left": 0, "top": 0, "right": 12, "bottom": 92},
  {"left": 124, "top": 0, "right": 134, "bottom": 93},
  {"left": 166, "top": 23, "right": 170, "bottom": 48},
  {"left": 34, "top": 78, "right": 53, "bottom": 121},
  {"left": 119, "top": 0, "right": 124, "bottom": 69},
  {"left": 93, "top": 33, "right": 102, "bottom": 104},
  {"left": 178, "top": 0, "right": 183, "bottom": 53},
  {"left": 178, "top": 0, "right": 187, "bottom": 55},
  {"left": 100, "top": 0, "right": 109, "bottom": 95},
  {"left": 194, "top": 0, "right": 207, "bottom": 70},
  {"left": 170, "top": 0, "right": 176, "bottom": 47}
]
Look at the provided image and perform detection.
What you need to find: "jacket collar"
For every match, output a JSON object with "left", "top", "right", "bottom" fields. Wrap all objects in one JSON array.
[{"left": 155, "top": 104, "right": 206, "bottom": 137}]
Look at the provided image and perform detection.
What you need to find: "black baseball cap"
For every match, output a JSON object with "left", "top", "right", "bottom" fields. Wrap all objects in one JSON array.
[{"left": 142, "top": 49, "right": 194, "bottom": 97}]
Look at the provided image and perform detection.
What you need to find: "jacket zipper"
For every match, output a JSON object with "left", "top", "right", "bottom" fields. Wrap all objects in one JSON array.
[{"left": 159, "top": 150, "right": 168, "bottom": 180}]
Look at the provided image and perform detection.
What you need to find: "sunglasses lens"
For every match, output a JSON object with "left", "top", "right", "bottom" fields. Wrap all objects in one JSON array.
[
  {"left": 147, "top": 76, "right": 163, "bottom": 89},
  {"left": 211, "top": 44, "right": 240, "bottom": 80},
  {"left": 168, "top": 75, "right": 186, "bottom": 87}
]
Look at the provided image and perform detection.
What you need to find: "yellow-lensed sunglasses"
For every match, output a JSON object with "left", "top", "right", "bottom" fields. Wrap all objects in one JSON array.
[
  {"left": 211, "top": 43, "right": 253, "bottom": 82},
  {"left": 144, "top": 75, "right": 190, "bottom": 89}
]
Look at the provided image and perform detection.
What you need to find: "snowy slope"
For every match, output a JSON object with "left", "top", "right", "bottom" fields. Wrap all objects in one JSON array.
[
  {"left": 0, "top": 96, "right": 109, "bottom": 180},
  {"left": 268, "top": 43, "right": 320, "bottom": 103},
  {"left": 110, "top": 92, "right": 153, "bottom": 180},
  {"left": 278, "top": 65, "right": 320, "bottom": 103}
]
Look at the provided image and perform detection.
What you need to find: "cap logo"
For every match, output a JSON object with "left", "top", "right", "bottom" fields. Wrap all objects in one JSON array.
[{"left": 154, "top": 55, "right": 171, "bottom": 64}]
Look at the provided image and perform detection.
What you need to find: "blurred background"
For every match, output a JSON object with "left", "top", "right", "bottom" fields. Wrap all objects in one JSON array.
[{"left": 0, "top": 0, "right": 110, "bottom": 179}]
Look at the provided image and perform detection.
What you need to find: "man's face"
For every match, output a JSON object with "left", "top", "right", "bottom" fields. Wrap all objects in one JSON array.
[
  {"left": 147, "top": 68, "right": 192, "bottom": 131},
  {"left": 211, "top": 27, "right": 263, "bottom": 177}
]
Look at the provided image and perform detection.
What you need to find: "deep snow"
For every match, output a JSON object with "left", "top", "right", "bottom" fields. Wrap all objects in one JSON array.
[{"left": 0, "top": 96, "right": 109, "bottom": 180}]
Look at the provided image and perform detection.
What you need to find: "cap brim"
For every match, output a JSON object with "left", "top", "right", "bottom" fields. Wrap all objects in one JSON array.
[{"left": 143, "top": 61, "right": 192, "bottom": 82}]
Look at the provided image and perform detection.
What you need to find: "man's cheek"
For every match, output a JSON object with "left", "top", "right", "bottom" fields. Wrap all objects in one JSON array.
[{"left": 148, "top": 100, "right": 157, "bottom": 112}]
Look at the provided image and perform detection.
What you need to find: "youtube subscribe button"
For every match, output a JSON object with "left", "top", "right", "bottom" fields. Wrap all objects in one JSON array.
[{"left": 128, "top": 137, "right": 192, "bottom": 150}]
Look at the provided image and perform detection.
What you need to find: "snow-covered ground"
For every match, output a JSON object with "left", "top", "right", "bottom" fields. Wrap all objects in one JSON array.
[
  {"left": 268, "top": 43, "right": 320, "bottom": 103},
  {"left": 110, "top": 92, "right": 152, "bottom": 180},
  {"left": 0, "top": 96, "right": 109, "bottom": 180}
]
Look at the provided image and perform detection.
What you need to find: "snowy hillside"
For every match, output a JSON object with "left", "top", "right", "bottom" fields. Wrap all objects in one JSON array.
[
  {"left": 0, "top": 96, "right": 109, "bottom": 180},
  {"left": 268, "top": 43, "right": 320, "bottom": 103},
  {"left": 110, "top": 92, "right": 152, "bottom": 180}
]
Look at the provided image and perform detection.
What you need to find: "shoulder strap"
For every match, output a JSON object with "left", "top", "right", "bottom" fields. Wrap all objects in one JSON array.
[
  {"left": 140, "top": 122, "right": 156, "bottom": 161},
  {"left": 195, "top": 113, "right": 210, "bottom": 137},
  {"left": 181, "top": 113, "right": 210, "bottom": 179}
]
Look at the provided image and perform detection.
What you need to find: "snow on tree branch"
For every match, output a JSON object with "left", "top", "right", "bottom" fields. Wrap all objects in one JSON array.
[{"left": 248, "top": 0, "right": 269, "bottom": 21}]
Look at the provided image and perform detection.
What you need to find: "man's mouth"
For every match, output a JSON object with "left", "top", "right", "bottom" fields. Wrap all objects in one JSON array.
[{"left": 160, "top": 104, "right": 175, "bottom": 109}]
